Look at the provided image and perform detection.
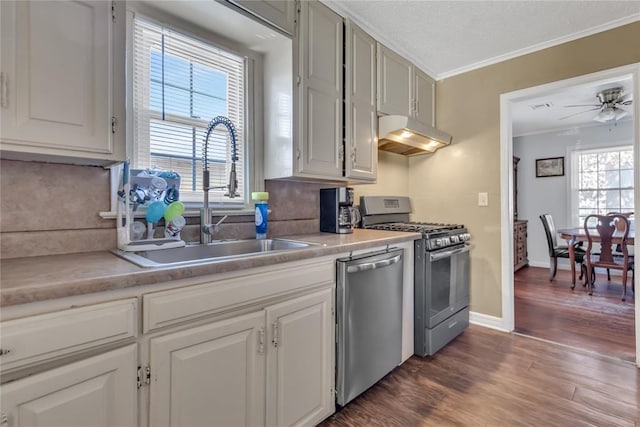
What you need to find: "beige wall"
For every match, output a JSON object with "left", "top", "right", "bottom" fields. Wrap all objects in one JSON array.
[
  {"left": 352, "top": 150, "right": 410, "bottom": 202},
  {"left": 416, "top": 22, "right": 640, "bottom": 317}
]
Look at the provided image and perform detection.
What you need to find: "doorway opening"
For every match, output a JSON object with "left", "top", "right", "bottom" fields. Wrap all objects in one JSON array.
[{"left": 499, "top": 64, "right": 640, "bottom": 365}]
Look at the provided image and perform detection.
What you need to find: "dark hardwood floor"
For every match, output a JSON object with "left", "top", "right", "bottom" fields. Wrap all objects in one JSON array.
[
  {"left": 514, "top": 266, "right": 635, "bottom": 362},
  {"left": 321, "top": 325, "right": 639, "bottom": 426}
]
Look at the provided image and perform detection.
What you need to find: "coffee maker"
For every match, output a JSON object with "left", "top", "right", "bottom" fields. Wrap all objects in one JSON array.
[{"left": 320, "top": 187, "right": 360, "bottom": 234}]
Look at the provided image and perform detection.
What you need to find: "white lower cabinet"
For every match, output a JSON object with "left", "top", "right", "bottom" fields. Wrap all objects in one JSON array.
[
  {"left": 148, "top": 311, "right": 266, "bottom": 427},
  {"left": 145, "top": 286, "right": 334, "bottom": 427},
  {"left": 265, "top": 288, "right": 334, "bottom": 427},
  {"left": 0, "top": 344, "right": 137, "bottom": 427}
]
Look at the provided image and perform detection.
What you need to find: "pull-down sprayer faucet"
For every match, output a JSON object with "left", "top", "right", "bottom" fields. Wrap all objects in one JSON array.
[{"left": 201, "top": 116, "right": 239, "bottom": 244}]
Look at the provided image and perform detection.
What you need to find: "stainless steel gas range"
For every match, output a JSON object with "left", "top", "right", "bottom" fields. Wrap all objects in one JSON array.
[{"left": 359, "top": 196, "right": 472, "bottom": 356}]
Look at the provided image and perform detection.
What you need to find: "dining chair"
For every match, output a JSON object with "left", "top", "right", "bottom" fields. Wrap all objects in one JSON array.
[
  {"left": 604, "top": 212, "right": 635, "bottom": 280},
  {"left": 584, "top": 214, "right": 635, "bottom": 301},
  {"left": 539, "top": 214, "right": 586, "bottom": 285}
]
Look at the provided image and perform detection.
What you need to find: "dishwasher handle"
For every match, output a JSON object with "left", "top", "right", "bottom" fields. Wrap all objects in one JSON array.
[{"left": 346, "top": 254, "right": 402, "bottom": 273}]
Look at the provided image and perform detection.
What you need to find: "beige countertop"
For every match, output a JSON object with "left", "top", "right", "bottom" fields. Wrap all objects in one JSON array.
[{"left": 0, "top": 229, "right": 420, "bottom": 307}]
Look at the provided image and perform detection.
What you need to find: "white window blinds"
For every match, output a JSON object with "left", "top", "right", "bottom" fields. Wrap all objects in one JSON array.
[
  {"left": 132, "top": 16, "right": 246, "bottom": 205},
  {"left": 573, "top": 146, "right": 634, "bottom": 225}
]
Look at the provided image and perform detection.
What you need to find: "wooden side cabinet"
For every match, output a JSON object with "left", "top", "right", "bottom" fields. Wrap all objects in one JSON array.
[
  {"left": 513, "top": 156, "right": 528, "bottom": 271},
  {"left": 514, "top": 220, "right": 529, "bottom": 271}
]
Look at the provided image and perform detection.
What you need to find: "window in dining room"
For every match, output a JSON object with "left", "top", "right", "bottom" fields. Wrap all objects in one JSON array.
[{"left": 572, "top": 146, "right": 634, "bottom": 226}]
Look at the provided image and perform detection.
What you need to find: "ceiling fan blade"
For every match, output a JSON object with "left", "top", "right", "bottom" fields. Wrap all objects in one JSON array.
[
  {"left": 615, "top": 93, "right": 632, "bottom": 104},
  {"left": 564, "top": 104, "right": 602, "bottom": 108},
  {"left": 558, "top": 107, "right": 601, "bottom": 120}
]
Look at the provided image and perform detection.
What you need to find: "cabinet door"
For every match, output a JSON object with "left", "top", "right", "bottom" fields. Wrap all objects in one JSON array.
[
  {"left": 149, "top": 311, "right": 266, "bottom": 427},
  {"left": 265, "top": 287, "right": 334, "bottom": 427},
  {"left": 296, "top": 0, "right": 343, "bottom": 178},
  {"left": 0, "top": 0, "right": 124, "bottom": 162},
  {"left": 376, "top": 44, "right": 413, "bottom": 117},
  {"left": 0, "top": 344, "right": 137, "bottom": 427},
  {"left": 229, "top": 0, "right": 296, "bottom": 35},
  {"left": 344, "top": 20, "right": 377, "bottom": 182},
  {"left": 414, "top": 68, "right": 435, "bottom": 127}
]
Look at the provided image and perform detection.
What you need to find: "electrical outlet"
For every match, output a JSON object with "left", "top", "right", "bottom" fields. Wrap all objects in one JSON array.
[{"left": 478, "top": 192, "right": 489, "bottom": 207}]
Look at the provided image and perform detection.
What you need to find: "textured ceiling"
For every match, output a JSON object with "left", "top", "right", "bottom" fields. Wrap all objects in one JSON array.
[{"left": 323, "top": 0, "right": 640, "bottom": 79}]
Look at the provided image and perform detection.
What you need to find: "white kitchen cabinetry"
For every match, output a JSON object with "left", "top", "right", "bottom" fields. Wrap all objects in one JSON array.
[
  {"left": 265, "top": 288, "right": 333, "bottom": 427},
  {"left": 0, "top": 0, "right": 125, "bottom": 164},
  {"left": 344, "top": 19, "right": 377, "bottom": 182},
  {"left": 413, "top": 68, "right": 435, "bottom": 127},
  {"left": 148, "top": 311, "right": 266, "bottom": 427},
  {"left": 141, "top": 259, "right": 336, "bottom": 426},
  {"left": 265, "top": 1, "right": 379, "bottom": 183},
  {"left": 227, "top": 0, "right": 296, "bottom": 35},
  {"left": 0, "top": 298, "right": 138, "bottom": 427},
  {"left": 147, "top": 287, "right": 333, "bottom": 427},
  {"left": 377, "top": 44, "right": 435, "bottom": 127},
  {"left": 294, "top": 0, "right": 344, "bottom": 179},
  {"left": 0, "top": 345, "right": 137, "bottom": 427}
]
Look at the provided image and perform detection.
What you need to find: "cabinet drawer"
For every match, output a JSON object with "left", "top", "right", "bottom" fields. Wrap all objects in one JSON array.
[
  {"left": 0, "top": 298, "right": 137, "bottom": 372},
  {"left": 143, "top": 261, "right": 334, "bottom": 333}
]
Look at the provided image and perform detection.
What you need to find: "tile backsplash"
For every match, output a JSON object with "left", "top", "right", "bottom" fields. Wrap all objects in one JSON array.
[{"left": 0, "top": 159, "right": 334, "bottom": 259}]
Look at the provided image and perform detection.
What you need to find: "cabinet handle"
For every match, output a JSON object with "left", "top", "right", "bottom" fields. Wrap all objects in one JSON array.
[
  {"left": 0, "top": 348, "right": 10, "bottom": 356},
  {"left": 0, "top": 413, "right": 8, "bottom": 426},
  {"left": 1, "top": 72, "right": 7, "bottom": 108}
]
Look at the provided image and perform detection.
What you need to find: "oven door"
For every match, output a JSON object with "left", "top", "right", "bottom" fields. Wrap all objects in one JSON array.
[
  {"left": 419, "top": 243, "right": 471, "bottom": 328},
  {"left": 428, "top": 244, "right": 471, "bottom": 327}
]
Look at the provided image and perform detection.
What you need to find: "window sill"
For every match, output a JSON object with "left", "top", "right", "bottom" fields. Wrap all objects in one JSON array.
[{"left": 99, "top": 207, "right": 255, "bottom": 220}]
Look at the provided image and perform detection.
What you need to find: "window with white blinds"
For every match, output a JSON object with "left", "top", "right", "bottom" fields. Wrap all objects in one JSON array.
[
  {"left": 571, "top": 145, "right": 634, "bottom": 226},
  {"left": 132, "top": 16, "right": 247, "bottom": 206}
]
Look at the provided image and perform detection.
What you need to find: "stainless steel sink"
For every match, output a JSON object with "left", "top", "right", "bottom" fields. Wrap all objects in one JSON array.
[{"left": 113, "top": 238, "right": 318, "bottom": 268}]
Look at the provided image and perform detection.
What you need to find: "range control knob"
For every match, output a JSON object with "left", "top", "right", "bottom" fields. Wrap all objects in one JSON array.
[
  {"left": 434, "top": 239, "right": 443, "bottom": 247},
  {"left": 450, "top": 235, "right": 459, "bottom": 243}
]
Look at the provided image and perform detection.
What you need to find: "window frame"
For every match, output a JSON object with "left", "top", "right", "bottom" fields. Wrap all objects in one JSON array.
[
  {"left": 569, "top": 144, "right": 634, "bottom": 227},
  {"left": 124, "top": 5, "right": 264, "bottom": 213}
]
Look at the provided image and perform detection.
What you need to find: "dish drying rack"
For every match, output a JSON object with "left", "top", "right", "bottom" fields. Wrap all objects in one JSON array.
[{"left": 117, "top": 163, "right": 186, "bottom": 252}]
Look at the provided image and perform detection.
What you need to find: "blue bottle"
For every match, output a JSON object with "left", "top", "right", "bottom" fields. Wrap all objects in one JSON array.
[{"left": 252, "top": 192, "right": 269, "bottom": 239}]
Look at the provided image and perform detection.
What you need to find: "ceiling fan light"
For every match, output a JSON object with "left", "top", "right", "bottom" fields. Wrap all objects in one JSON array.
[
  {"left": 594, "top": 107, "right": 616, "bottom": 123},
  {"left": 615, "top": 109, "right": 628, "bottom": 120}
]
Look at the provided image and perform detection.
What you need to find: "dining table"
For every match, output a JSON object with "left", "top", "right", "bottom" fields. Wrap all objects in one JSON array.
[{"left": 557, "top": 227, "right": 635, "bottom": 287}]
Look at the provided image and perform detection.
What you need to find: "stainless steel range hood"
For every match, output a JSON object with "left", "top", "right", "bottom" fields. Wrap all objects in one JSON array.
[{"left": 378, "top": 115, "right": 452, "bottom": 156}]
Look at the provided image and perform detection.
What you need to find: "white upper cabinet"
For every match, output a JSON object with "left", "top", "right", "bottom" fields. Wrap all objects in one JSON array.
[
  {"left": 0, "top": 0, "right": 125, "bottom": 164},
  {"left": 295, "top": 0, "right": 344, "bottom": 178},
  {"left": 377, "top": 43, "right": 435, "bottom": 127},
  {"left": 227, "top": 0, "right": 296, "bottom": 35},
  {"left": 377, "top": 45, "right": 413, "bottom": 118},
  {"left": 344, "top": 19, "right": 377, "bottom": 182},
  {"left": 414, "top": 68, "right": 435, "bottom": 127}
]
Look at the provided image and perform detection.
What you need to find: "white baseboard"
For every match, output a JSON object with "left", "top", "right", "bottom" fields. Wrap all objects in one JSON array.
[{"left": 469, "top": 311, "right": 510, "bottom": 332}]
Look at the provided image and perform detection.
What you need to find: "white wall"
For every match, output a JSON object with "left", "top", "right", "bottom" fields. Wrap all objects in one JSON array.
[{"left": 513, "top": 120, "right": 633, "bottom": 268}]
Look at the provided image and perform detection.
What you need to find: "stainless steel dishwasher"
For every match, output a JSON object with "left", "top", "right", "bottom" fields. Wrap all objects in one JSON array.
[{"left": 336, "top": 247, "right": 404, "bottom": 406}]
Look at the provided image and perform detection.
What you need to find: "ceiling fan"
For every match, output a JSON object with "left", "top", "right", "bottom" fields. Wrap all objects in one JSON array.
[{"left": 560, "top": 87, "right": 633, "bottom": 123}]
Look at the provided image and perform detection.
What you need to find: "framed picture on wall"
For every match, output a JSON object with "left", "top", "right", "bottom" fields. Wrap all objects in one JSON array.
[{"left": 535, "top": 157, "right": 564, "bottom": 178}]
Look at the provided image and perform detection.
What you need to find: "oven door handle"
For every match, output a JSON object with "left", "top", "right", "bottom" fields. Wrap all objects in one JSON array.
[
  {"left": 346, "top": 254, "right": 402, "bottom": 273},
  {"left": 429, "top": 244, "right": 473, "bottom": 262}
]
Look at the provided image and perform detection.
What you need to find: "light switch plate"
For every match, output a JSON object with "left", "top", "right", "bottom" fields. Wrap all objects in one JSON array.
[{"left": 478, "top": 192, "right": 489, "bottom": 207}]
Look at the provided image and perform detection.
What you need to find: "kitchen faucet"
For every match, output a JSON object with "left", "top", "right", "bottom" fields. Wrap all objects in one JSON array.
[{"left": 201, "top": 116, "right": 239, "bottom": 244}]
